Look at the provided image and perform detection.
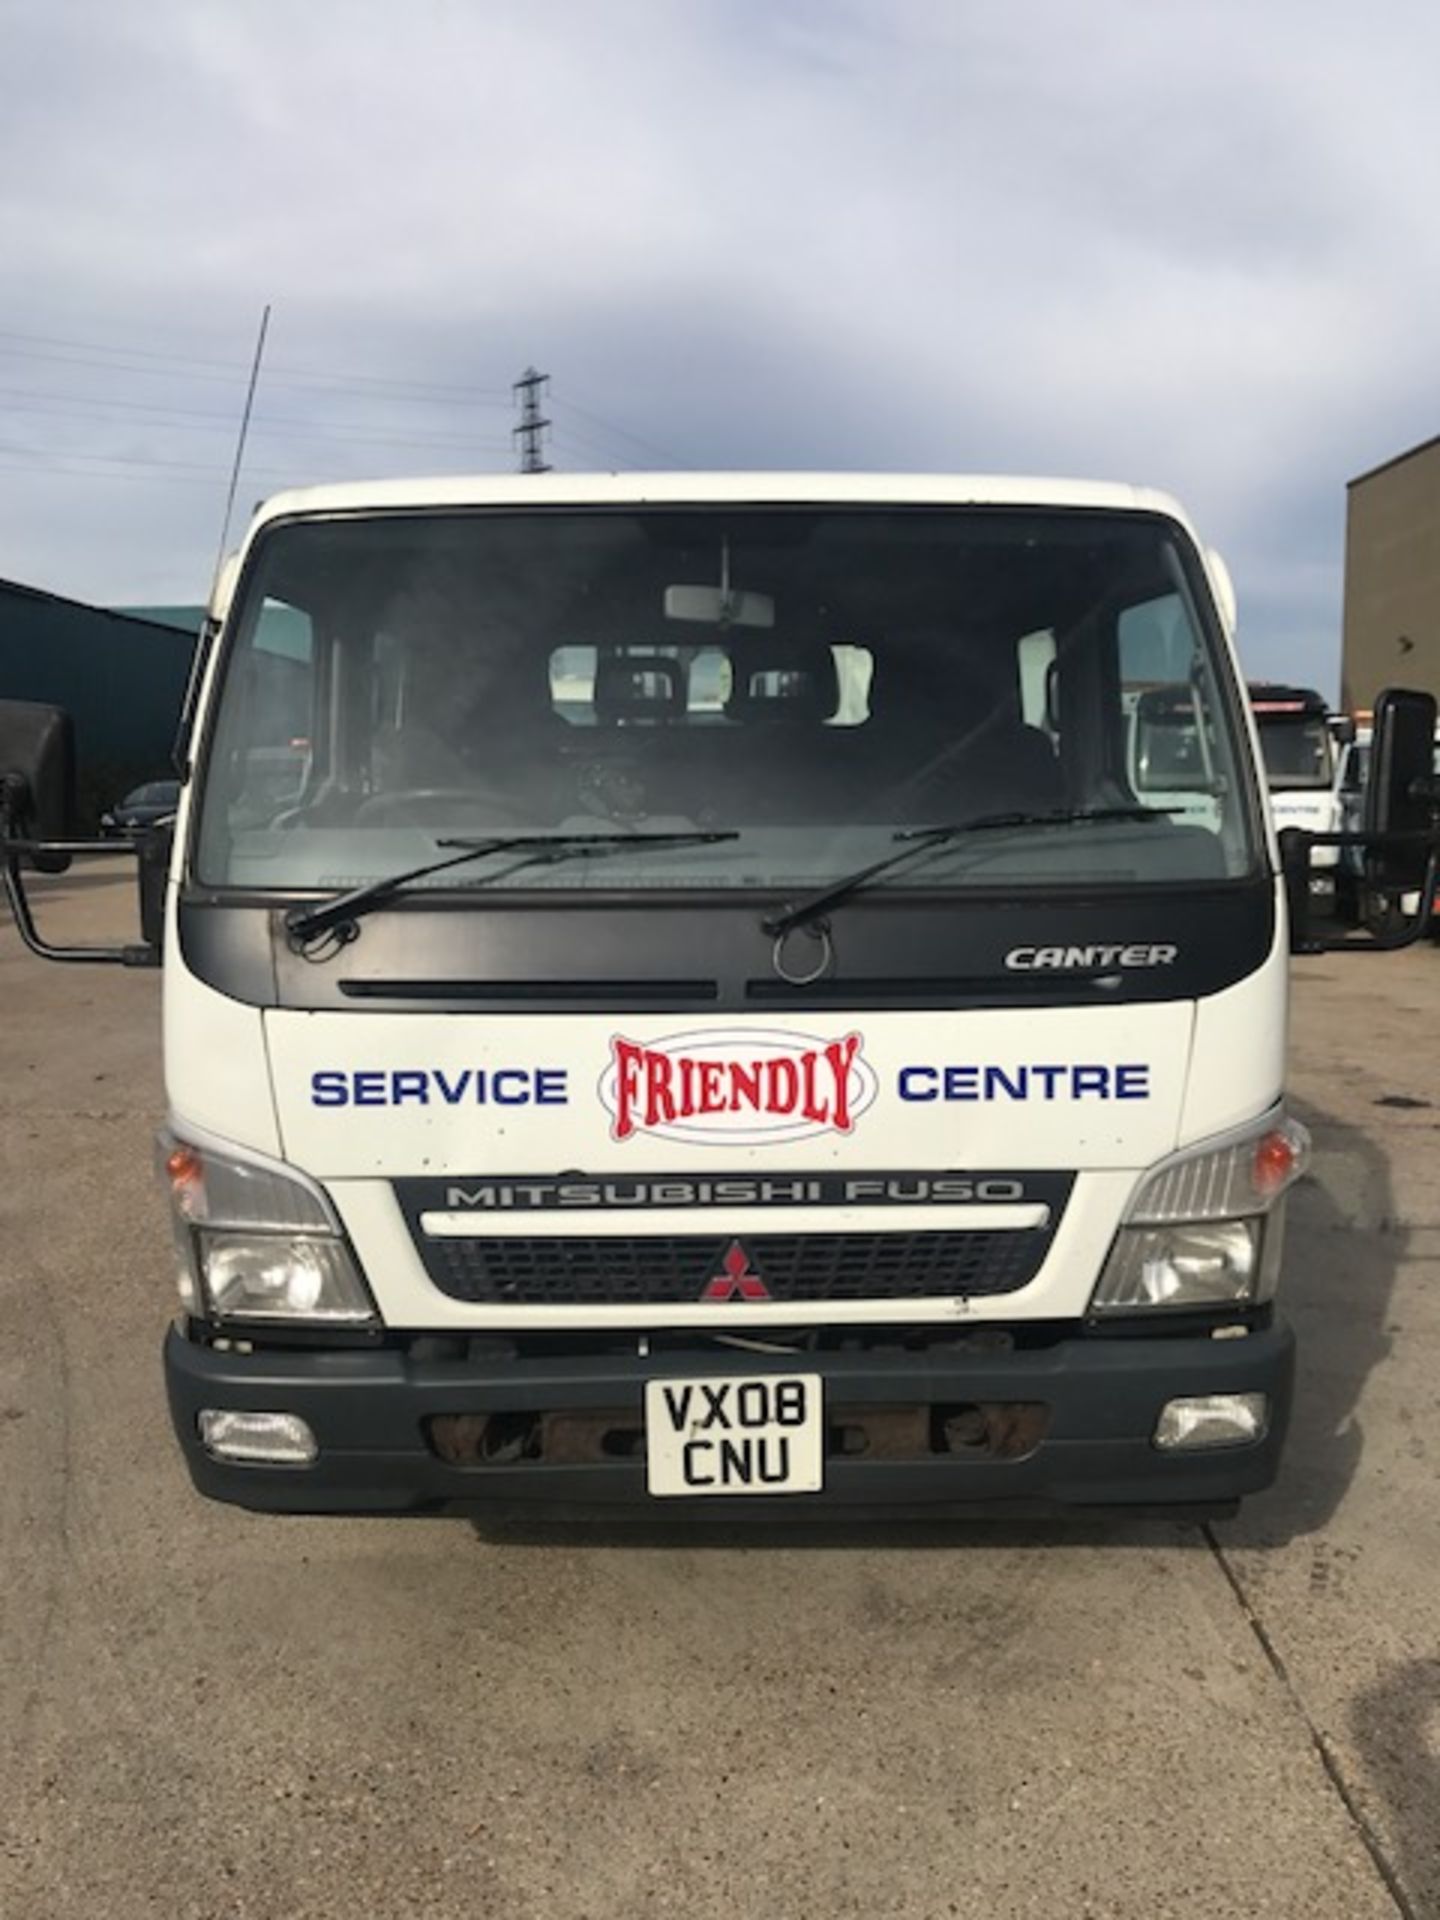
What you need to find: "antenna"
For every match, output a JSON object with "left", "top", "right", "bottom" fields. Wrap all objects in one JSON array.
[
  {"left": 211, "top": 304, "right": 271, "bottom": 596},
  {"left": 512, "top": 366, "right": 551, "bottom": 473}
]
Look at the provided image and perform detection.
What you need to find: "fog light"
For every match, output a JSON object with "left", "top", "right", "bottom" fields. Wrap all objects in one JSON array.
[
  {"left": 1154, "top": 1393, "right": 1268, "bottom": 1452},
  {"left": 198, "top": 1409, "right": 317, "bottom": 1465}
]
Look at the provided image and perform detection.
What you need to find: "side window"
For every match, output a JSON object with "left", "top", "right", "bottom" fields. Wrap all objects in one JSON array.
[
  {"left": 1117, "top": 593, "right": 1192, "bottom": 686},
  {"left": 828, "top": 644, "right": 873, "bottom": 726},
  {"left": 1118, "top": 593, "right": 1226, "bottom": 818},
  {"left": 550, "top": 644, "right": 726, "bottom": 725},
  {"left": 230, "top": 598, "right": 313, "bottom": 817},
  {"left": 549, "top": 645, "right": 594, "bottom": 724},
  {"left": 249, "top": 599, "right": 313, "bottom": 741},
  {"left": 1017, "top": 629, "right": 1057, "bottom": 736},
  {"left": 372, "top": 628, "right": 407, "bottom": 732},
  {"left": 688, "top": 646, "right": 731, "bottom": 713},
  {"left": 546, "top": 643, "right": 870, "bottom": 725}
]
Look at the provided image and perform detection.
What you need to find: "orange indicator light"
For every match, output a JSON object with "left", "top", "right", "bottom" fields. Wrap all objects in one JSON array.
[
  {"left": 166, "top": 1144, "right": 203, "bottom": 1191},
  {"left": 1252, "top": 1131, "right": 1296, "bottom": 1196}
]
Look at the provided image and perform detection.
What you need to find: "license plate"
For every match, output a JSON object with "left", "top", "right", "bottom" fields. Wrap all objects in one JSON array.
[{"left": 644, "top": 1373, "right": 824, "bottom": 1497}]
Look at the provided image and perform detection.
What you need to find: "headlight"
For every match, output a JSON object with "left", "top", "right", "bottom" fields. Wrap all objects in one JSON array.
[
  {"left": 1093, "top": 1218, "right": 1261, "bottom": 1311},
  {"left": 157, "top": 1128, "right": 377, "bottom": 1326},
  {"left": 1090, "top": 1111, "right": 1307, "bottom": 1315},
  {"left": 198, "top": 1230, "right": 374, "bottom": 1323}
]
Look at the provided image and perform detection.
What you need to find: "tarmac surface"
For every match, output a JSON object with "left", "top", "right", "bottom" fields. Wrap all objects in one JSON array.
[{"left": 1, "top": 862, "right": 1437, "bottom": 1918}]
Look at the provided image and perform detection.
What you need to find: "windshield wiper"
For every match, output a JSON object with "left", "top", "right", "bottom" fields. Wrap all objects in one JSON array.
[
  {"left": 763, "top": 808, "right": 1175, "bottom": 941},
  {"left": 285, "top": 830, "right": 739, "bottom": 946}
]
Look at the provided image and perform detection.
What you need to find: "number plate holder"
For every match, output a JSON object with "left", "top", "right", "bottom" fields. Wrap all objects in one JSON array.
[{"left": 644, "top": 1373, "right": 824, "bottom": 1497}]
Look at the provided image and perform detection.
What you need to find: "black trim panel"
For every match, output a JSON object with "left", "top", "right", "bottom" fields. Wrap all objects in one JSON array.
[{"left": 177, "top": 878, "right": 1275, "bottom": 1012}]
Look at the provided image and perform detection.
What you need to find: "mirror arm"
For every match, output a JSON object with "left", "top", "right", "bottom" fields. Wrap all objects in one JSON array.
[
  {"left": 2, "top": 838, "right": 160, "bottom": 968},
  {"left": 1281, "top": 828, "right": 1439, "bottom": 955}
]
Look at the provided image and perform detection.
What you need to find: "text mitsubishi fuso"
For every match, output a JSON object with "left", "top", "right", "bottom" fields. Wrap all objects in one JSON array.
[{"left": 5, "top": 475, "right": 1439, "bottom": 1517}]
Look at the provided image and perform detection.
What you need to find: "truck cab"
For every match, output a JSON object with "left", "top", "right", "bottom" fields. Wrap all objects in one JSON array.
[
  {"left": 1248, "top": 684, "right": 1340, "bottom": 907},
  {"left": 5, "top": 473, "right": 1436, "bottom": 1519}
]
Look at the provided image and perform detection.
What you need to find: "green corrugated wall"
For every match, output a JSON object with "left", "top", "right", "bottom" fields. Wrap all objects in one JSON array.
[{"left": 0, "top": 580, "right": 196, "bottom": 825}]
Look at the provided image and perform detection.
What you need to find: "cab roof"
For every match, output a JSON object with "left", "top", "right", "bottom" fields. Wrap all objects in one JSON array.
[
  {"left": 215, "top": 471, "right": 1201, "bottom": 619},
  {"left": 246, "top": 468, "right": 1189, "bottom": 525}
]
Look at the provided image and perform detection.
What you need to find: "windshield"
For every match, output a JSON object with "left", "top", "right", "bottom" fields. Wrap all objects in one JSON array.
[
  {"left": 1256, "top": 713, "right": 1333, "bottom": 789},
  {"left": 194, "top": 506, "right": 1260, "bottom": 898}
]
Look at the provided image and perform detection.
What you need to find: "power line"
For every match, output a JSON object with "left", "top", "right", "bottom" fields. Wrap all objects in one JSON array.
[
  {"left": 548, "top": 424, "right": 639, "bottom": 470},
  {"left": 547, "top": 434, "right": 613, "bottom": 469},
  {"left": 0, "top": 333, "right": 692, "bottom": 477},
  {"left": 545, "top": 405, "right": 680, "bottom": 471},
  {"left": 0, "top": 325, "right": 513, "bottom": 400},
  {"left": 0, "top": 353, "right": 687, "bottom": 491},
  {"left": 0, "top": 385, "right": 513, "bottom": 453},
  {"left": 0, "top": 439, "right": 285, "bottom": 479},
  {"left": 0, "top": 451, "right": 296, "bottom": 484},
  {"left": 0, "top": 341, "right": 514, "bottom": 410},
  {"left": 0, "top": 447, "right": 476, "bottom": 487},
  {"left": 551, "top": 393, "right": 686, "bottom": 468},
  {"left": 0, "top": 462, "right": 243, "bottom": 489}
]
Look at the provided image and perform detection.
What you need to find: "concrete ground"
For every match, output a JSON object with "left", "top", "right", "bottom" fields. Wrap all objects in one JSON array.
[{"left": 1, "top": 863, "right": 1436, "bottom": 1920}]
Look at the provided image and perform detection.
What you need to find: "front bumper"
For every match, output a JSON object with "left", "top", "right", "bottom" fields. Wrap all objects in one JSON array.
[{"left": 165, "top": 1318, "right": 1295, "bottom": 1518}]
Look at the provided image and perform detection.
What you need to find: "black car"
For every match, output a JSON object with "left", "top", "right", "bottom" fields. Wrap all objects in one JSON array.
[{"left": 100, "top": 779, "right": 180, "bottom": 836}]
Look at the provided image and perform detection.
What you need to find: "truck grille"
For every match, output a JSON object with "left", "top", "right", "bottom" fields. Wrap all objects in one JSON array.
[{"left": 416, "top": 1228, "right": 1050, "bottom": 1307}]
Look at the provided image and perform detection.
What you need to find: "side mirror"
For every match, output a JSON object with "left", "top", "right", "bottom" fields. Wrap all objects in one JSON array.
[
  {"left": 1, "top": 696, "right": 164, "bottom": 968},
  {"left": 1364, "top": 686, "right": 1438, "bottom": 893},
  {"left": 0, "top": 700, "right": 76, "bottom": 873},
  {"left": 1281, "top": 685, "right": 1439, "bottom": 953},
  {"left": 137, "top": 819, "right": 173, "bottom": 953}
]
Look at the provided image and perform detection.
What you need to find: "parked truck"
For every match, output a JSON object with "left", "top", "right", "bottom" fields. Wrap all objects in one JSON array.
[
  {"left": 1248, "top": 683, "right": 1342, "bottom": 909},
  {"left": 3, "top": 473, "right": 1437, "bottom": 1518}
]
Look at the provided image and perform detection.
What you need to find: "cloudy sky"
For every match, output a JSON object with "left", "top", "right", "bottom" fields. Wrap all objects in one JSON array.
[{"left": 2, "top": 0, "right": 1438, "bottom": 691}]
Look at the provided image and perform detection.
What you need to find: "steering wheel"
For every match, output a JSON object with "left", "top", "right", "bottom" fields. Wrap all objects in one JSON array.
[{"left": 351, "top": 787, "right": 536, "bottom": 829}]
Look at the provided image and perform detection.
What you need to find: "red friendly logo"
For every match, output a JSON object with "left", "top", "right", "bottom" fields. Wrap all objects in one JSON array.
[{"left": 700, "top": 1241, "right": 771, "bottom": 1303}]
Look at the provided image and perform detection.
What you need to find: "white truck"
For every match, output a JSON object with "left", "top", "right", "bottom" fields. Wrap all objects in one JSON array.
[
  {"left": 3, "top": 473, "right": 1436, "bottom": 1519},
  {"left": 1248, "top": 684, "right": 1342, "bottom": 909}
]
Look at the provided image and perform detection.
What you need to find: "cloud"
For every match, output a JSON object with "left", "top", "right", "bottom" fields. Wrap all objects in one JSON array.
[{"left": 1, "top": 0, "right": 1438, "bottom": 689}]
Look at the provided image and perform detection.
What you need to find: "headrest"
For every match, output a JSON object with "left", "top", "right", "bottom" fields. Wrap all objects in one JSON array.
[
  {"left": 724, "top": 639, "right": 838, "bottom": 724},
  {"left": 593, "top": 653, "right": 684, "bottom": 724}
]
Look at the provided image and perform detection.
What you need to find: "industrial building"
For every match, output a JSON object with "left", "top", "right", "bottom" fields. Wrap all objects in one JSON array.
[
  {"left": 1341, "top": 432, "right": 1440, "bottom": 714},
  {"left": 0, "top": 578, "right": 197, "bottom": 826}
]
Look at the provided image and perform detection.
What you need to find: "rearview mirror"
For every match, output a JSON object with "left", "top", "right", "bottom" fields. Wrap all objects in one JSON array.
[
  {"left": 664, "top": 584, "right": 775, "bottom": 629},
  {"left": 0, "top": 699, "right": 76, "bottom": 872}
]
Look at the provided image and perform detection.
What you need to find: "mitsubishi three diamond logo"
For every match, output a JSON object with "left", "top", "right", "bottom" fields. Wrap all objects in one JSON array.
[{"left": 700, "top": 1241, "right": 771, "bottom": 1302}]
